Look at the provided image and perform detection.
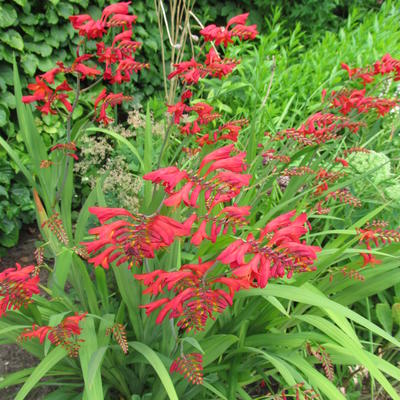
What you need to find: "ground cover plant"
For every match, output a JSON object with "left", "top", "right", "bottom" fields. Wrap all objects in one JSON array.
[{"left": 0, "top": 1, "right": 400, "bottom": 399}]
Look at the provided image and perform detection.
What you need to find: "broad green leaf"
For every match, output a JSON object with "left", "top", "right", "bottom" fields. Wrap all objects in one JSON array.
[
  {"left": 1, "top": 30, "right": 24, "bottom": 51},
  {"left": 245, "top": 347, "right": 297, "bottom": 386},
  {"left": 129, "top": 341, "right": 178, "bottom": 400},
  {"left": 200, "top": 334, "right": 238, "bottom": 366},
  {"left": 113, "top": 265, "right": 143, "bottom": 340},
  {"left": 297, "top": 314, "right": 400, "bottom": 400},
  {"left": 376, "top": 303, "right": 393, "bottom": 334},
  {"left": 51, "top": 249, "right": 72, "bottom": 296},
  {"left": 237, "top": 284, "right": 400, "bottom": 348},
  {"left": 79, "top": 317, "right": 104, "bottom": 400},
  {"left": 202, "top": 382, "right": 228, "bottom": 400},
  {"left": 282, "top": 353, "right": 346, "bottom": 400},
  {"left": 0, "top": 4, "right": 18, "bottom": 28},
  {"left": 143, "top": 103, "right": 153, "bottom": 211},
  {"left": 15, "top": 346, "right": 66, "bottom": 400},
  {"left": 87, "top": 346, "right": 108, "bottom": 389},
  {"left": 182, "top": 337, "right": 205, "bottom": 354}
]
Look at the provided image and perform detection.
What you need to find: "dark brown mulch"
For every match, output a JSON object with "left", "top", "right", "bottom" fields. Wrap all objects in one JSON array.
[{"left": 0, "top": 226, "right": 52, "bottom": 400}]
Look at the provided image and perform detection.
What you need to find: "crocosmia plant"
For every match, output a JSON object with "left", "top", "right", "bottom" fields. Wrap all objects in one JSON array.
[{"left": 1, "top": 1, "right": 400, "bottom": 399}]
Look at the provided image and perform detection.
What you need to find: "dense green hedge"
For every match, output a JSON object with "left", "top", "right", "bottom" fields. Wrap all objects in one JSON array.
[{"left": 0, "top": 0, "right": 163, "bottom": 250}]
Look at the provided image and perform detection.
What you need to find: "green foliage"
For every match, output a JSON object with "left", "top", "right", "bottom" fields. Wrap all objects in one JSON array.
[{"left": 1, "top": 1, "right": 400, "bottom": 399}]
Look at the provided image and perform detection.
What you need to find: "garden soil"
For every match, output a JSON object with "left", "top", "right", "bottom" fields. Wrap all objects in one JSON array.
[{"left": 0, "top": 226, "right": 52, "bottom": 399}]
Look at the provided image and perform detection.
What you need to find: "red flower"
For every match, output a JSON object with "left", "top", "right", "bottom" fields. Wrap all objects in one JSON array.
[
  {"left": 331, "top": 89, "right": 398, "bottom": 117},
  {"left": 145, "top": 147, "right": 250, "bottom": 210},
  {"left": 170, "top": 353, "right": 203, "bottom": 385},
  {"left": 69, "top": 15, "right": 107, "bottom": 39},
  {"left": 101, "top": 2, "right": 131, "bottom": 21},
  {"left": 341, "top": 54, "right": 400, "bottom": 85},
  {"left": 50, "top": 142, "right": 78, "bottom": 161},
  {"left": 143, "top": 167, "right": 188, "bottom": 193},
  {"left": 168, "top": 58, "right": 206, "bottom": 84},
  {"left": 334, "top": 157, "right": 349, "bottom": 167},
  {"left": 218, "top": 211, "right": 320, "bottom": 287},
  {"left": 22, "top": 78, "right": 73, "bottom": 115},
  {"left": 200, "top": 13, "right": 258, "bottom": 47},
  {"left": 107, "top": 13, "right": 137, "bottom": 28},
  {"left": 278, "top": 112, "right": 365, "bottom": 145},
  {"left": 190, "top": 204, "right": 251, "bottom": 246},
  {"left": 360, "top": 252, "right": 382, "bottom": 267},
  {"left": 18, "top": 313, "right": 87, "bottom": 357},
  {"left": 135, "top": 260, "right": 249, "bottom": 331},
  {"left": 199, "top": 144, "right": 235, "bottom": 171},
  {"left": 70, "top": 3, "right": 132, "bottom": 39},
  {"left": 95, "top": 28, "right": 147, "bottom": 84},
  {"left": 93, "top": 89, "right": 132, "bottom": 125},
  {"left": 0, "top": 263, "right": 40, "bottom": 317},
  {"left": 82, "top": 207, "right": 191, "bottom": 269}
]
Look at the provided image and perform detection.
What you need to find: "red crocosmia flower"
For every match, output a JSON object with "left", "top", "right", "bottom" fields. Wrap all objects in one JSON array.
[
  {"left": 135, "top": 260, "right": 249, "bottom": 331},
  {"left": 197, "top": 119, "right": 248, "bottom": 146},
  {"left": 95, "top": 26, "right": 147, "bottom": 84},
  {"left": 145, "top": 148, "right": 250, "bottom": 210},
  {"left": 204, "top": 48, "right": 239, "bottom": 79},
  {"left": 69, "top": 15, "right": 107, "bottom": 39},
  {"left": 52, "top": 55, "right": 102, "bottom": 81},
  {"left": 218, "top": 211, "right": 320, "bottom": 288},
  {"left": 50, "top": 142, "right": 79, "bottom": 161},
  {"left": 82, "top": 207, "right": 191, "bottom": 269},
  {"left": 167, "top": 101, "right": 189, "bottom": 124},
  {"left": 0, "top": 263, "right": 40, "bottom": 317},
  {"left": 191, "top": 220, "right": 209, "bottom": 246},
  {"left": 190, "top": 204, "right": 251, "bottom": 246},
  {"left": 341, "top": 54, "right": 400, "bottom": 85},
  {"left": 360, "top": 252, "right": 382, "bottom": 268},
  {"left": 22, "top": 78, "right": 73, "bottom": 115},
  {"left": 278, "top": 112, "right": 365, "bottom": 145},
  {"left": 169, "top": 100, "right": 222, "bottom": 136},
  {"left": 41, "top": 67, "right": 63, "bottom": 84},
  {"left": 314, "top": 181, "right": 329, "bottom": 196},
  {"left": 331, "top": 89, "right": 398, "bottom": 117},
  {"left": 357, "top": 225, "right": 400, "bottom": 248},
  {"left": 70, "top": 3, "right": 132, "bottom": 39},
  {"left": 200, "top": 12, "right": 258, "bottom": 47},
  {"left": 168, "top": 58, "right": 206, "bottom": 84},
  {"left": 112, "top": 29, "right": 133, "bottom": 48},
  {"left": 93, "top": 89, "right": 132, "bottom": 125},
  {"left": 69, "top": 14, "right": 92, "bottom": 30},
  {"left": 167, "top": 90, "right": 192, "bottom": 124},
  {"left": 260, "top": 210, "right": 296, "bottom": 238},
  {"left": 170, "top": 353, "right": 203, "bottom": 385},
  {"left": 200, "top": 24, "right": 233, "bottom": 47},
  {"left": 199, "top": 144, "right": 235, "bottom": 172},
  {"left": 325, "top": 189, "right": 361, "bottom": 208},
  {"left": 112, "top": 58, "right": 149, "bottom": 84},
  {"left": 335, "top": 157, "right": 349, "bottom": 167},
  {"left": 101, "top": 2, "right": 131, "bottom": 20},
  {"left": 203, "top": 151, "right": 247, "bottom": 176},
  {"left": 341, "top": 63, "right": 359, "bottom": 79},
  {"left": 107, "top": 13, "right": 137, "bottom": 28},
  {"left": 73, "top": 63, "right": 102, "bottom": 80},
  {"left": 22, "top": 76, "right": 52, "bottom": 103},
  {"left": 261, "top": 149, "right": 291, "bottom": 164},
  {"left": 18, "top": 313, "right": 87, "bottom": 357},
  {"left": 143, "top": 167, "right": 188, "bottom": 193},
  {"left": 355, "top": 222, "right": 400, "bottom": 267}
]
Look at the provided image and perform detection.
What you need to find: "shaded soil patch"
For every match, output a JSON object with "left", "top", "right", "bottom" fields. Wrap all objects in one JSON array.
[{"left": 0, "top": 226, "right": 52, "bottom": 399}]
